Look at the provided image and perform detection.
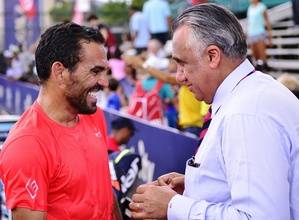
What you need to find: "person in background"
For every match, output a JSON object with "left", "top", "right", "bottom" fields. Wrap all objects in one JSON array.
[
  {"left": 129, "top": 5, "right": 150, "bottom": 54},
  {"left": 0, "top": 22, "right": 121, "bottom": 220},
  {"left": 86, "top": 14, "right": 99, "bottom": 29},
  {"left": 143, "top": 0, "right": 172, "bottom": 45},
  {"left": 119, "top": 63, "right": 137, "bottom": 100},
  {"left": 129, "top": 3, "right": 299, "bottom": 219},
  {"left": 277, "top": 74, "right": 299, "bottom": 99},
  {"left": 106, "top": 78, "right": 123, "bottom": 111},
  {"left": 292, "top": 0, "right": 299, "bottom": 26},
  {"left": 109, "top": 46, "right": 126, "bottom": 81},
  {"left": 123, "top": 55, "right": 209, "bottom": 136},
  {"left": 247, "top": 0, "right": 272, "bottom": 71},
  {"left": 107, "top": 117, "right": 136, "bottom": 153}
]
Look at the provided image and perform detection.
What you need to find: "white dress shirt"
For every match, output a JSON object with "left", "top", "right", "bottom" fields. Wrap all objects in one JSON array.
[{"left": 168, "top": 59, "right": 299, "bottom": 220}]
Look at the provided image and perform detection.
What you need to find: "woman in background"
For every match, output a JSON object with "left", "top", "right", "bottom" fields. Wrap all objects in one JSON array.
[{"left": 247, "top": 0, "right": 272, "bottom": 71}]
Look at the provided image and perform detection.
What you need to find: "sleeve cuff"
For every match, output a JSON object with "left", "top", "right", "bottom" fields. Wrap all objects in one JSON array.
[{"left": 167, "top": 194, "right": 210, "bottom": 220}]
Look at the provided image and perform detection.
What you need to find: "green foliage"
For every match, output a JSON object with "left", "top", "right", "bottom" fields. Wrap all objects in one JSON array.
[
  {"left": 131, "top": 0, "right": 146, "bottom": 11},
  {"left": 49, "top": 1, "right": 73, "bottom": 22},
  {"left": 97, "top": 2, "right": 129, "bottom": 26}
]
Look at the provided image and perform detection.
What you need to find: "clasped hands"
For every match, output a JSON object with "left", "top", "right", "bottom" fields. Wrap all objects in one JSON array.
[{"left": 129, "top": 172, "right": 184, "bottom": 219}]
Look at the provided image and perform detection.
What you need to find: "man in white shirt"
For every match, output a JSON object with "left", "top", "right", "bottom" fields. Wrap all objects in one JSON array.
[
  {"left": 143, "top": 0, "right": 171, "bottom": 44},
  {"left": 129, "top": 6, "right": 150, "bottom": 54},
  {"left": 129, "top": 3, "right": 299, "bottom": 220}
]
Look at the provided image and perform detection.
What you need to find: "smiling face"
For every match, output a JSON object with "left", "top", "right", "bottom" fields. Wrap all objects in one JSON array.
[
  {"left": 64, "top": 41, "right": 109, "bottom": 114},
  {"left": 172, "top": 26, "right": 221, "bottom": 104}
]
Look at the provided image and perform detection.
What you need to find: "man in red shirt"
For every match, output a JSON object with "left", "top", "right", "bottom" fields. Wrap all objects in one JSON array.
[{"left": 0, "top": 23, "right": 120, "bottom": 220}]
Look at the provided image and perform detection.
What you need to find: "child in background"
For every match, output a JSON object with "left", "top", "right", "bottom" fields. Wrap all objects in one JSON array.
[{"left": 106, "top": 78, "right": 122, "bottom": 111}]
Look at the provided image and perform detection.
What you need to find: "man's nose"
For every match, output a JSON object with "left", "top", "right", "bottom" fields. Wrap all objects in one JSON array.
[
  {"left": 176, "top": 69, "right": 186, "bottom": 83},
  {"left": 97, "top": 76, "right": 109, "bottom": 88}
]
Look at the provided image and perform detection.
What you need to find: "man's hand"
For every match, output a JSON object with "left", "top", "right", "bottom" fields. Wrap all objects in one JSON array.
[
  {"left": 129, "top": 184, "right": 177, "bottom": 219},
  {"left": 122, "top": 55, "right": 144, "bottom": 69},
  {"left": 156, "top": 172, "right": 185, "bottom": 194}
]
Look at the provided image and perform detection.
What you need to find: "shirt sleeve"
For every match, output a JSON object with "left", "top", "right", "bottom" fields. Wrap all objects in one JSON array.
[
  {"left": 0, "top": 136, "right": 49, "bottom": 211},
  {"left": 168, "top": 114, "right": 290, "bottom": 220}
]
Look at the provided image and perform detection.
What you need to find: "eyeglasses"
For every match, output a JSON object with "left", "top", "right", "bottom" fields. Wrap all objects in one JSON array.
[{"left": 187, "top": 156, "right": 200, "bottom": 168}]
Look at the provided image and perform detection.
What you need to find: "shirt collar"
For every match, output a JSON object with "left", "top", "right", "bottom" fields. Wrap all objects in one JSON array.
[{"left": 212, "top": 59, "right": 255, "bottom": 117}]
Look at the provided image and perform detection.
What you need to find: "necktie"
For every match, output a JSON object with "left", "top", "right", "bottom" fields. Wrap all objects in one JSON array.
[{"left": 198, "top": 106, "right": 212, "bottom": 147}]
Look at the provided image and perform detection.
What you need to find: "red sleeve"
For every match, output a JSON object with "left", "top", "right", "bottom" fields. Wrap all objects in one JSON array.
[{"left": 0, "top": 136, "right": 49, "bottom": 211}]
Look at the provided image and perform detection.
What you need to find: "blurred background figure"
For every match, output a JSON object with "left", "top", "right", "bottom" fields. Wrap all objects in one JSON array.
[
  {"left": 106, "top": 78, "right": 123, "bottom": 111},
  {"left": 277, "top": 73, "right": 299, "bottom": 99},
  {"left": 143, "top": 0, "right": 171, "bottom": 45},
  {"left": 292, "top": 0, "right": 299, "bottom": 26},
  {"left": 86, "top": 14, "right": 99, "bottom": 29},
  {"left": 107, "top": 117, "right": 136, "bottom": 153},
  {"left": 129, "top": 5, "right": 150, "bottom": 54},
  {"left": 247, "top": 0, "right": 272, "bottom": 71}
]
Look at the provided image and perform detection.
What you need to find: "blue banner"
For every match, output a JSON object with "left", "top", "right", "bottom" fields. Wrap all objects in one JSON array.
[
  {"left": 104, "top": 110, "right": 198, "bottom": 181},
  {"left": 0, "top": 76, "right": 39, "bottom": 115},
  {"left": 4, "top": 0, "right": 40, "bottom": 50},
  {"left": 0, "top": 76, "right": 199, "bottom": 182}
]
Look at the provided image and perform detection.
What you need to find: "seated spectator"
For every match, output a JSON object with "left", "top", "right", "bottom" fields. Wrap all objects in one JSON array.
[{"left": 107, "top": 117, "right": 136, "bottom": 153}]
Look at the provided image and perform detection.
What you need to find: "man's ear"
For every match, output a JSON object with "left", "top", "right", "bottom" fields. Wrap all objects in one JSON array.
[
  {"left": 206, "top": 45, "right": 221, "bottom": 69},
  {"left": 51, "top": 61, "right": 67, "bottom": 86}
]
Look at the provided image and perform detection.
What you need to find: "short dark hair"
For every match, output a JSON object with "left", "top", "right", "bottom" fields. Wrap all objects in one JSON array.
[
  {"left": 87, "top": 14, "right": 98, "bottom": 22},
  {"left": 35, "top": 22, "right": 105, "bottom": 84},
  {"left": 108, "top": 78, "right": 119, "bottom": 91},
  {"left": 111, "top": 117, "right": 135, "bottom": 133}
]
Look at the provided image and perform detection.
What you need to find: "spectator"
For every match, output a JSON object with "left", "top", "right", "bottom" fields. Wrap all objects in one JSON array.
[
  {"left": 0, "top": 22, "right": 120, "bottom": 220},
  {"left": 107, "top": 117, "right": 135, "bottom": 153},
  {"left": 119, "top": 63, "right": 137, "bottom": 100},
  {"left": 129, "top": 4, "right": 299, "bottom": 219},
  {"left": 86, "top": 14, "right": 99, "bottom": 28},
  {"left": 129, "top": 5, "right": 150, "bottom": 54},
  {"left": 277, "top": 73, "right": 299, "bottom": 99},
  {"left": 247, "top": 0, "right": 272, "bottom": 71},
  {"left": 143, "top": 0, "right": 172, "bottom": 45},
  {"left": 124, "top": 55, "right": 210, "bottom": 136},
  {"left": 109, "top": 46, "right": 126, "bottom": 81},
  {"left": 106, "top": 78, "right": 122, "bottom": 111},
  {"left": 292, "top": 0, "right": 299, "bottom": 26}
]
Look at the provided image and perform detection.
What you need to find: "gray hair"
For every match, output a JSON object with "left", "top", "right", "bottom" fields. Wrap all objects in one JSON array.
[{"left": 173, "top": 3, "right": 247, "bottom": 59}]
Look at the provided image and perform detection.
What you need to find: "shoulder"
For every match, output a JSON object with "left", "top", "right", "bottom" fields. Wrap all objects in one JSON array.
[
  {"left": 5, "top": 105, "right": 46, "bottom": 144},
  {"left": 225, "top": 73, "right": 299, "bottom": 122},
  {"left": 258, "top": 2, "right": 267, "bottom": 10}
]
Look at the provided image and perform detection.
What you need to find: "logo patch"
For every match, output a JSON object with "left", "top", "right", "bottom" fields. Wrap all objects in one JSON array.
[{"left": 26, "top": 178, "right": 39, "bottom": 199}]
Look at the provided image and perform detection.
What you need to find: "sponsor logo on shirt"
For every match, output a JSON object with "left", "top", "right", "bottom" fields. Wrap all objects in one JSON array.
[
  {"left": 95, "top": 129, "right": 102, "bottom": 138},
  {"left": 26, "top": 178, "right": 39, "bottom": 199}
]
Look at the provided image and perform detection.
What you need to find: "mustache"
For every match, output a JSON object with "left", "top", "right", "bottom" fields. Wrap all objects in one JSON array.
[{"left": 89, "top": 84, "right": 105, "bottom": 92}]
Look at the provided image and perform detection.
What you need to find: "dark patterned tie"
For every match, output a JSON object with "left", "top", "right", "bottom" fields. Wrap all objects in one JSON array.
[{"left": 198, "top": 106, "right": 212, "bottom": 147}]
